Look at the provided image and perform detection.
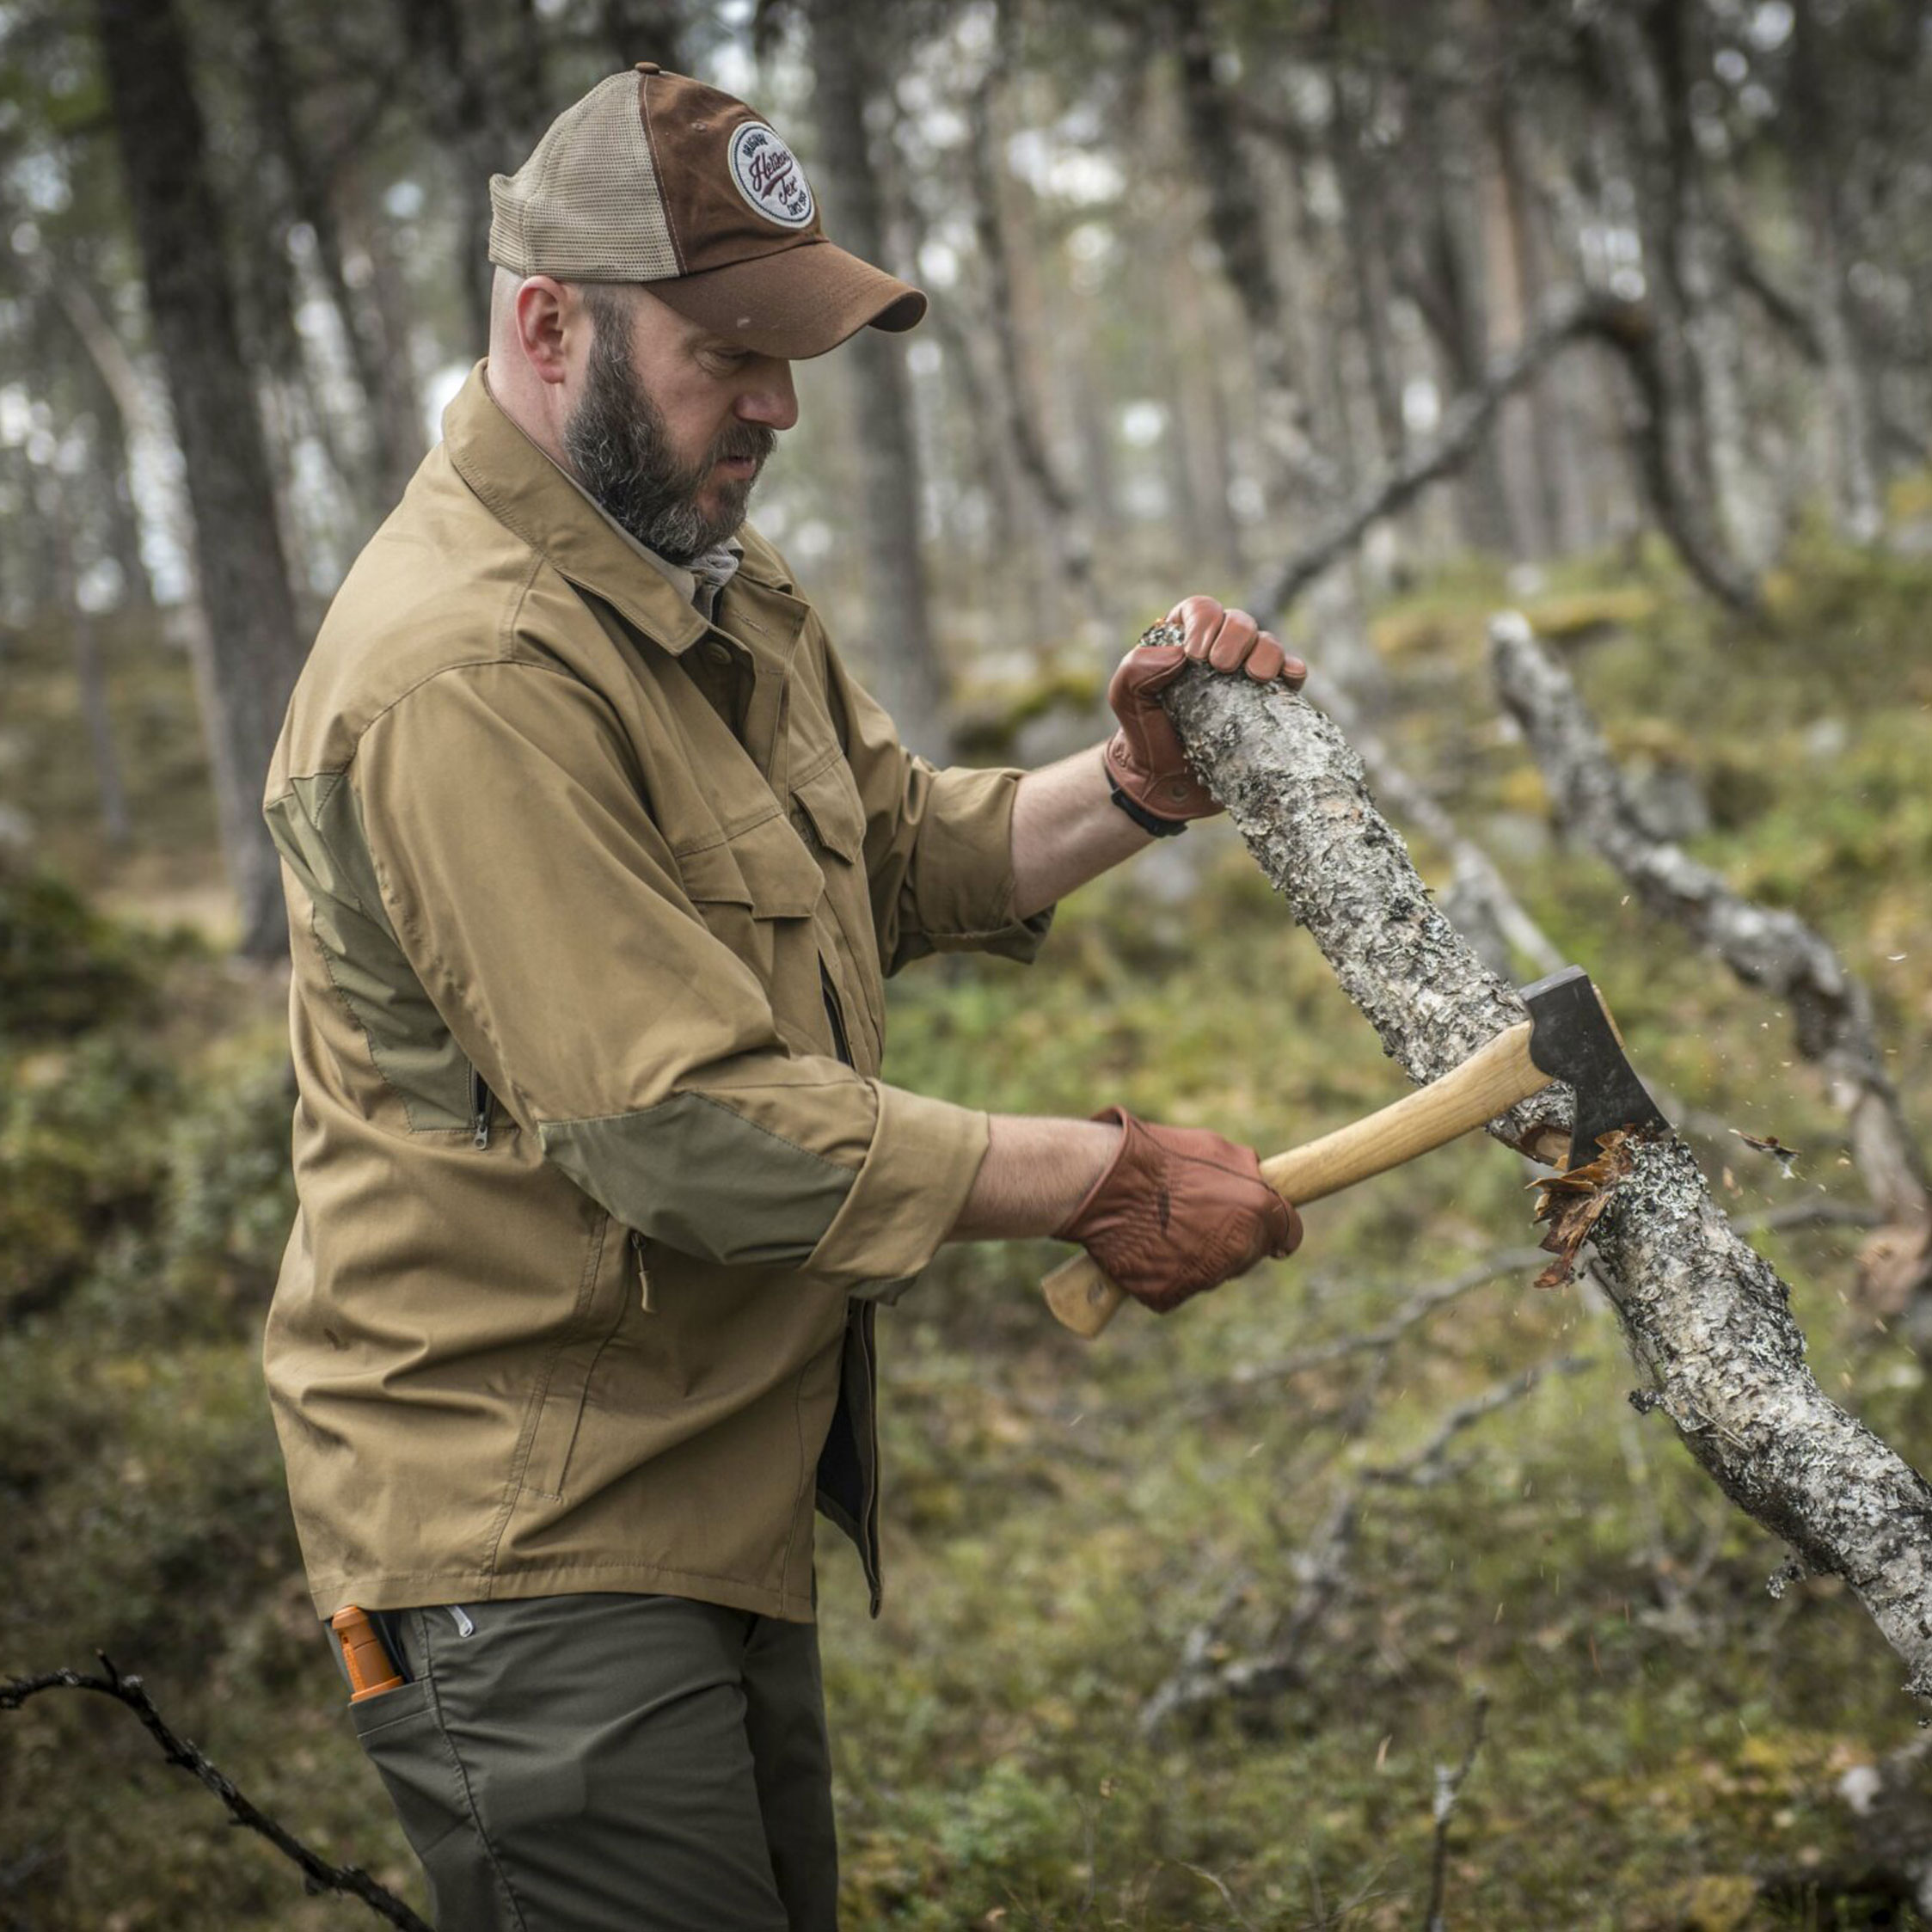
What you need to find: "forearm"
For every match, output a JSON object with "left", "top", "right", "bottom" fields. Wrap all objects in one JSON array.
[
  {"left": 1009, "top": 743, "right": 1152, "bottom": 919},
  {"left": 947, "top": 1113, "right": 1119, "bottom": 1241}
]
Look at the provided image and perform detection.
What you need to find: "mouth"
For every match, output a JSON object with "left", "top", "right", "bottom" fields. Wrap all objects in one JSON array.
[{"left": 715, "top": 454, "right": 760, "bottom": 482}]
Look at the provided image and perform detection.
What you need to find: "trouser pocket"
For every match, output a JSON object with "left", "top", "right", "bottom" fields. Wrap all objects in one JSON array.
[{"left": 347, "top": 1659, "right": 524, "bottom": 1929}]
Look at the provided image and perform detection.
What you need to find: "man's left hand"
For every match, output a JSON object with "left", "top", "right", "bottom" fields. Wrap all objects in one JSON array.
[{"left": 1103, "top": 597, "right": 1306, "bottom": 826}]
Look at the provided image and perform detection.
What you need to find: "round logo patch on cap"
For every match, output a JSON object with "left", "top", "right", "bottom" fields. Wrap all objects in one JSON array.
[{"left": 727, "top": 122, "right": 814, "bottom": 230}]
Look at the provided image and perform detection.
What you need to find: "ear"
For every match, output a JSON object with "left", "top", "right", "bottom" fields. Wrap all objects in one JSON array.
[{"left": 512, "top": 277, "right": 576, "bottom": 386}]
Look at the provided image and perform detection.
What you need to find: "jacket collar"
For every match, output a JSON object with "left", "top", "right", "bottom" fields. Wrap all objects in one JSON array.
[{"left": 444, "top": 361, "right": 714, "bottom": 656}]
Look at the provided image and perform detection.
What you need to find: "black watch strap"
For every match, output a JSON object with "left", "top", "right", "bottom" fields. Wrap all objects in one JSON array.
[{"left": 1105, "top": 770, "right": 1189, "bottom": 837}]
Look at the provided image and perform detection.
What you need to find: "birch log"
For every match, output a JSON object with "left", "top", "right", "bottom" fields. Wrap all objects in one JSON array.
[{"left": 1160, "top": 641, "right": 1932, "bottom": 1705}]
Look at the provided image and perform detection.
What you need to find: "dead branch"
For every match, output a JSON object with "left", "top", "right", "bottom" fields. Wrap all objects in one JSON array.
[
  {"left": 0, "top": 1656, "right": 431, "bottom": 1930},
  {"left": 1190, "top": 1245, "right": 1553, "bottom": 1418},
  {"left": 1488, "top": 610, "right": 1932, "bottom": 1310},
  {"left": 1162, "top": 657, "right": 1932, "bottom": 1708},
  {"left": 1196, "top": 1202, "right": 1877, "bottom": 1422},
  {"left": 1368, "top": 1356, "right": 1596, "bottom": 1492},
  {"left": 1142, "top": 1357, "right": 1588, "bottom": 1733},
  {"left": 1422, "top": 1697, "right": 1490, "bottom": 1932},
  {"left": 1251, "top": 292, "right": 1628, "bottom": 627}
]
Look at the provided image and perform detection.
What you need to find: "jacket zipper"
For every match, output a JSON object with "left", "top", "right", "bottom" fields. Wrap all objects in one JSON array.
[
  {"left": 819, "top": 958, "right": 853, "bottom": 1067},
  {"left": 818, "top": 955, "right": 883, "bottom": 1615},
  {"left": 469, "top": 1064, "right": 492, "bottom": 1150},
  {"left": 630, "top": 1229, "right": 653, "bottom": 1312},
  {"left": 856, "top": 1300, "right": 882, "bottom": 1616}
]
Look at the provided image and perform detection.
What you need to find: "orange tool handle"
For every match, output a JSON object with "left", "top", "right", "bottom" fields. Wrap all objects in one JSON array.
[{"left": 330, "top": 1604, "right": 404, "bottom": 1703}]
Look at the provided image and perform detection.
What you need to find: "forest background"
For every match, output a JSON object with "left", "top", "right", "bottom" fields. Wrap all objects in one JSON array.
[{"left": 3, "top": 0, "right": 1932, "bottom": 1926}]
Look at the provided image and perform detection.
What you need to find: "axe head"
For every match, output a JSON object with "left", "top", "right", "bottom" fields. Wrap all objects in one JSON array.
[{"left": 1520, "top": 966, "right": 1668, "bottom": 1159}]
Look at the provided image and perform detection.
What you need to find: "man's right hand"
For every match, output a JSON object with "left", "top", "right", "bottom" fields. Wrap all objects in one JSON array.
[{"left": 1055, "top": 1107, "right": 1301, "bottom": 1313}]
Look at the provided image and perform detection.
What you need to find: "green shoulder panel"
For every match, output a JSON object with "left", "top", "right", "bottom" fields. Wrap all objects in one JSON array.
[{"left": 267, "top": 773, "right": 477, "bottom": 1133}]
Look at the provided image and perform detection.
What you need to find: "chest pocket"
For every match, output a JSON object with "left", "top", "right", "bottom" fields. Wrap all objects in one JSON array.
[
  {"left": 675, "top": 813, "right": 824, "bottom": 1028},
  {"left": 789, "top": 760, "right": 886, "bottom": 1071}
]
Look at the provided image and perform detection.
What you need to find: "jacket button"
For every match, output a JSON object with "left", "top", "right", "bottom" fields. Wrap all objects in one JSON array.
[{"left": 704, "top": 641, "right": 731, "bottom": 665}]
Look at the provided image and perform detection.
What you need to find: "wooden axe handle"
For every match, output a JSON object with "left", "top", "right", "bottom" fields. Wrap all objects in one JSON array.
[{"left": 1041, "top": 1020, "right": 1549, "bottom": 1339}]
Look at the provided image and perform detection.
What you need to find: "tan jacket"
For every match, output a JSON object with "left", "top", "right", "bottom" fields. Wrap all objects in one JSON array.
[{"left": 263, "top": 365, "right": 1049, "bottom": 1623}]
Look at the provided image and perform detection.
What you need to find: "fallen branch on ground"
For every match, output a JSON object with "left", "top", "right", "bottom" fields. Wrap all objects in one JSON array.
[
  {"left": 1142, "top": 1356, "right": 1590, "bottom": 1733},
  {"left": 1158, "top": 651, "right": 1932, "bottom": 1708},
  {"left": 1198, "top": 1202, "right": 1879, "bottom": 1420},
  {"left": 0, "top": 1656, "right": 430, "bottom": 1930},
  {"left": 1489, "top": 610, "right": 1932, "bottom": 1312},
  {"left": 1423, "top": 1697, "right": 1491, "bottom": 1932}
]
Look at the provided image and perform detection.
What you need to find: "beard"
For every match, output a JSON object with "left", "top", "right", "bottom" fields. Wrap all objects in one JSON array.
[{"left": 563, "top": 292, "right": 776, "bottom": 566}]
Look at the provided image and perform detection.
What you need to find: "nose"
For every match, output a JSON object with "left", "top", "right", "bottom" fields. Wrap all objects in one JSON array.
[{"left": 736, "top": 358, "right": 798, "bottom": 433}]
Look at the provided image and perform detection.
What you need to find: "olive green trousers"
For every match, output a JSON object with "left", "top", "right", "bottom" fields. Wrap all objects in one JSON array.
[{"left": 338, "top": 1593, "right": 837, "bottom": 1931}]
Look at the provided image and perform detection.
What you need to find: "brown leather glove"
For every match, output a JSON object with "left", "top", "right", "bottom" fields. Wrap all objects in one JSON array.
[
  {"left": 1055, "top": 1107, "right": 1302, "bottom": 1313},
  {"left": 1104, "top": 602, "right": 1303, "bottom": 829}
]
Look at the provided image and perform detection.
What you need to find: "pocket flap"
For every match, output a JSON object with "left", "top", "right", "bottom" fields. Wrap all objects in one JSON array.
[
  {"left": 678, "top": 813, "right": 823, "bottom": 917},
  {"left": 790, "top": 763, "right": 868, "bottom": 865}
]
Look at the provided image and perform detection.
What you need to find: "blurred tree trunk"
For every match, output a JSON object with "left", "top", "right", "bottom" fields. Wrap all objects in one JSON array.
[
  {"left": 1167, "top": 0, "right": 1332, "bottom": 514},
  {"left": 390, "top": 0, "right": 550, "bottom": 348},
  {"left": 337, "top": 165, "right": 429, "bottom": 494},
  {"left": 1789, "top": 0, "right": 1882, "bottom": 543},
  {"left": 803, "top": 0, "right": 949, "bottom": 759},
  {"left": 79, "top": 352, "right": 156, "bottom": 618},
  {"left": 601, "top": 0, "right": 686, "bottom": 71},
  {"left": 95, "top": 0, "right": 308, "bottom": 957},
  {"left": 1328, "top": 60, "right": 1406, "bottom": 475},
  {"left": 1583, "top": 2, "right": 1763, "bottom": 592},
  {"left": 34, "top": 464, "right": 130, "bottom": 850},
  {"left": 1409, "top": 82, "right": 1520, "bottom": 557},
  {"left": 34, "top": 265, "right": 156, "bottom": 615},
  {"left": 1492, "top": 83, "right": 1589, "bottom": 558},
  {"left": 236, "top": 0, "right": 425, "bottom": 520},
  {"left": 964, "top": 37, "right": 1096, "bottom": 628}
]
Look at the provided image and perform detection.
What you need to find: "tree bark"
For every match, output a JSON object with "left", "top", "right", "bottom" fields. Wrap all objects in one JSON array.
[
  {"left": 1167, "top": 0, "right": 1335, "bottom": 512},
  {"left": 390, "top": 0, "right": 549, "bottom": 349},
  {"left": 236, "top": 0, "right": 424, "bottom": 520},
  {"left": 963, "top": 46, "right": 1095, "bottom": 619},
  {"left": 95, "top": 0, "right": 309, "bottom": 957},
  {"left": 804, "top": 0, "right": 949, "bottom": 760},
  {"left": 600, "top": 0, "right": 687, "bottom": 72},
  {"left": 1788, "top": 0, "right": 1883, "bottom": 543},
  {"left": 34, "top": 464, "right": 130, "bottom": 850},
  {"left": 1157, "top": 646, "right": 1932, "bottom": 1708}
]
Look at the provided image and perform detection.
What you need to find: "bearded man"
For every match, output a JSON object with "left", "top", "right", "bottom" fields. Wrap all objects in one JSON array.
[{"left": 263, "top": 64, "right": 1303, "bottom": 1932}]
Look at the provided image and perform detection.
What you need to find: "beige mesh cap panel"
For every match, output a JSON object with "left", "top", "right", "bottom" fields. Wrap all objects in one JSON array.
[
  {"left": 487, "top": 65, "right": 924, "bottom": 358},
  {"left": 488, "top": 72, "right": 680, "bottom": 279}
]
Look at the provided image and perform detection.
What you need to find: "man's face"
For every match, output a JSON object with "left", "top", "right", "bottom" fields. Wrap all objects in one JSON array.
[{"left": 563, "top": 285, "right": 789, "bottom": 565}]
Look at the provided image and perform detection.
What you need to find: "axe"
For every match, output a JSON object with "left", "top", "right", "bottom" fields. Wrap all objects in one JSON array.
[{"left": 1041, "top": 966, "right": 1665, "bottom": 1338}]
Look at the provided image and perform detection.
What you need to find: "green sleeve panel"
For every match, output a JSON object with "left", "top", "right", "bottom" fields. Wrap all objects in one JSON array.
[{"left": 538, "top": 1090, "right": 859, "bottom": 1268}]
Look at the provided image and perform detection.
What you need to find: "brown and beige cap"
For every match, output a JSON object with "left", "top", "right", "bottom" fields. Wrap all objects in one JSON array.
[{"left": 488, "top": 63, "right": 925, "bottom": 361}]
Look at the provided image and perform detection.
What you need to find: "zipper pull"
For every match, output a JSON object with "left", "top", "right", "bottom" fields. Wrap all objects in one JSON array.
[
  {"left": 630, "top": 1230, "right": 653, "bottom": 1312},
  {"left": 469, "top": 1066, "right": 491, "bottom": 1150}
]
